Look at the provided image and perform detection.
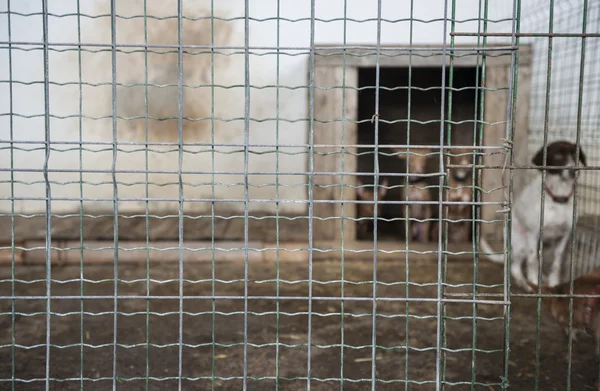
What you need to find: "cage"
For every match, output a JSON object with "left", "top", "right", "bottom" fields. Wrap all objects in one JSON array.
[{"left": 1, "top": 0, "right": 600, "bottom": 390}]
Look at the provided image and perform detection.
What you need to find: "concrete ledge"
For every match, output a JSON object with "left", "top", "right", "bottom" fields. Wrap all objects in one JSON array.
[
  {"left": 0, "top": 246, "right": 23, "bottom": 264},
  {"left": 6, "top": 240, "right": 499, "bottom": 265},
  {"left": 0, "top": 213, "right": 310, "bottom": 242}
]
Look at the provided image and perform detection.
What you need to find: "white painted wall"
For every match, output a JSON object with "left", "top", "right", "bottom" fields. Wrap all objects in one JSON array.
[{"left": 0, "top": 0, "right": 518, "bottom": 216}]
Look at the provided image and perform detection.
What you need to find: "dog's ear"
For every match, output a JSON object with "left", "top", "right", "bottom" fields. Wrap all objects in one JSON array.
[
  {"left": 356, "top": 185, "right": 370, "bottom": 200},
  {"left": 576, "top": 146, "right": 587, "bottom": 167},
  {"left": 532, "top": 146, "right": 547, "bottom": 167}
]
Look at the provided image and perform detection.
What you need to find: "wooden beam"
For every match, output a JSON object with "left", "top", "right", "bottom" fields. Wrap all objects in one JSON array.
[
  {"left": 314, "top": 45, "right": 532, "bottom": 69},
  {"left": 481, "top": 52, "right": 532, "bottom": 241},
  {"left": 313, "top": 66, "right": 359, "bottom": 241}
]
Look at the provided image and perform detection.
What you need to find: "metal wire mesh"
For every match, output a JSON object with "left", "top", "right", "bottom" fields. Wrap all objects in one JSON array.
[
  {"left": 0, "top": 0, "right": 599, "bottom": 390},
  {"left": 491, "top": 0, "right": 600, "bottom": 280}
]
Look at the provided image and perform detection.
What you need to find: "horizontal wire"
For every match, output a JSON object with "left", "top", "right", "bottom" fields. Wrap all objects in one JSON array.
[
  {"left": 1, "top": 246, "right": 502, "bottom": 258},
  {"left": 0, "top": 342, "right": 502, "bottom": 353},
  {"left": 0, "top": 310, "right": 504, "bottom": 319},
  {"left": 1, "top": 280, "right": 506, "bottom": 292},
  {"left": 0, "top": 79, "right": 507, "bottom": 94},
  {"left": 452, "top": 31, "right": 600, "bottom": 37},
  {"left": 0, "top": 295, "right": 510, "bottom": 304},
  {"left": 0, "top": 11, "right": 515, "bottom": 25},
  {"left": 0, "top": 197, "right": 504, "bottom": 207},
  {"left": 0, "top": 140, "right": 507, "bottom": 149},
  {"left": 0, "top": 41, "right": 519, "bottom": 52},
  {"left": 1, "top": 165, "right": 592, "bottom": 173},
  {"left": 0, "top": 376, "right": 505, "bottom": 386},
  {"left": 0, "top": 112, "right": 499, "bottom": 127}
]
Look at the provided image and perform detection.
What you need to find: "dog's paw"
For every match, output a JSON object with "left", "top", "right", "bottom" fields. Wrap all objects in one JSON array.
[
  {"left": 516, "top": 280, "right": 534, "bottom": 293},
  {"left": 568, "top": 331, "right": 578, "bottom": 342},
  {"left": 526, "top": 277, "right": 541, "bottom": 290}
]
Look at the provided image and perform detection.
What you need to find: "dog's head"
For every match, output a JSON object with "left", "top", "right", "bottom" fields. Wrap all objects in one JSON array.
[
  {"left": 532, "top": 141, "right": 587, "bottom": 180},
  {"left": 391, "top": 147, "right": 431, "bottom": 183},
  {"left": 528, "top": 277, "right": 600, "bottom": 330},
  {"left": 448, "top": 148, "right": 474, "bottom": 184}
]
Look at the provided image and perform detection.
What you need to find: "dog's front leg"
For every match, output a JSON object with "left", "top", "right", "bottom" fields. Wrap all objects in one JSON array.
[
  {"left": 525, "top": 246, "right": 544, "bottom": 290},
  {"left": 412, "top": 220, "right": 426, "bottom": 242},
  {"left": 416, "top": 219, "right": 431, "bottom": 243},
  {"left": 510, "top": 231, "right": 534, "bottom": 291},
  {"left": 547, "top": 233, "right": 570, "bottom": 287},
  {"left": 419, "top": 206, "right": 432, "bottom": 243}
]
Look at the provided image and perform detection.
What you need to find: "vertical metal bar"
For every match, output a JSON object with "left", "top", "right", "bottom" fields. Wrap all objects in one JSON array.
[
  {"left": 565, "top": 1, "right": 589, "bottom": 389},
  {"left": 307, "top": 0, "right": 316, "bottom": 388},
  {"left": 143, "top": 0, "right": 151, "bottom": 389},
  {"left": 176, "top": 0, "right": 185, "bottom": 389},
  {"left": 41, "top": 0, "right": 52, "bottom": 389},
  {"left": 404, "top": 2, "right": 414, "bottom": 389},
  {"left": 437, "top": 1, "right": 450, "bottom": 389},
  {"left": 584, "top": 3, "right": 600, "bottom": 224},
  {"left": 6, "top": 1, "right": 15, "bottom": 389},
  {"left": 502, "top": 0, "right": 521, "bottom": 387},
  {"left": 535, "top": 1, "right": 555, "bottom": 389},
  {"left": 210, "top": 0, "right": 217, "bottom": 389},
  {"left": 110, "top": 0, "right": 119, "bottom": 389},
  {"left": 243, "top": 0, "right": 250, "bottom": 388},
  {"left": 339, "top": 1, "right": 348, "bottom": 389},
  {"left": 371, "top": 0, "right": 383, "bottom": 389},
  {"left": 75, "top": 0, "right": 85, "bottom": 389},
  {"left": 442, "top": 0, "right": 458, "bottom": 386},
  {"left": 471, "top": 0, "right": 488, "bottom": 388},
  {"left": 275, "top": 0, "right": 282, "bottom": 389}
]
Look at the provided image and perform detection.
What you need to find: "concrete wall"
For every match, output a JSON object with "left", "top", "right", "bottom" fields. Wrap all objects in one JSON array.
[{"left": 0, "top": 0, "right": 512, "bottom": 216}]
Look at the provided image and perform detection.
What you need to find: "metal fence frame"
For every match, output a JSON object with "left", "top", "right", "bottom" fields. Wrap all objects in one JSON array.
[{"left": 0, "top": 0, "right": 599, "bottom": 390}]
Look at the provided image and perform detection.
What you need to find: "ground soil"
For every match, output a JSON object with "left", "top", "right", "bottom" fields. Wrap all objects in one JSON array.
[{"left": 0, "top": 256, "right": 598, "bottom": 390}]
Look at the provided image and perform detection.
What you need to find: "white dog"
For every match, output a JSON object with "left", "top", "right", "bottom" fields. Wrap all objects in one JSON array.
[{"left": 480, "top": 141, "right": 587, "bottom": 291}]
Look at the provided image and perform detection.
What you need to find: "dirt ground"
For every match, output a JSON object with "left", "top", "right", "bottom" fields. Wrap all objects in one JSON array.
[{"left": 0, "top": 256, "right": 599, "bottom": 391}]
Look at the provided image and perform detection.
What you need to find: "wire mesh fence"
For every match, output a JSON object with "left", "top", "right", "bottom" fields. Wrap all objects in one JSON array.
[{"left": 0, "top": 0, "right": 599, "bottom": 390}]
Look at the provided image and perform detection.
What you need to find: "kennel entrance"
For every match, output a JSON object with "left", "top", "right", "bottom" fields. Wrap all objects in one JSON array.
[
  {"left": 356, "top": 66, "right": 482, "bottom": 242},
  {"left": 312, "top": 45, "right": 533, "bottom": 246}
]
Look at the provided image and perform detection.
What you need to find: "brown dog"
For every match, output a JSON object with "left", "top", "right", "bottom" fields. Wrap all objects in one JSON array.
[
  {"left": 429, "top": 148, "right": 474, "bottom": 243},
  {"left": 445, "top": 148, "right": 474, "bottom": 243},
  {"left": 356, "top": 177, "right": 389, "bottom": 238},
  {"left": 530, "top": 267, "right": 600, "bottom": 356},
  {"left": 393, "top": 147, "right": 433, "bottom": 243}
]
